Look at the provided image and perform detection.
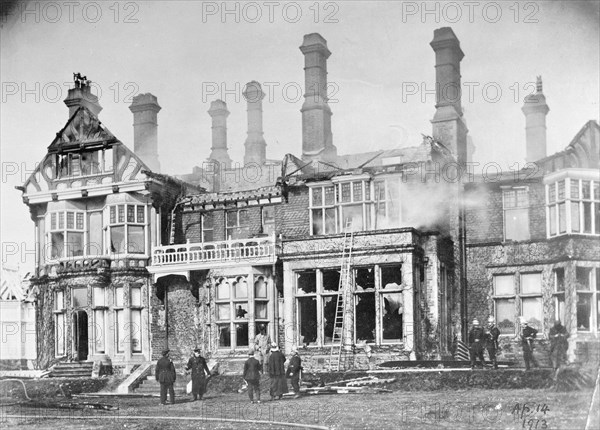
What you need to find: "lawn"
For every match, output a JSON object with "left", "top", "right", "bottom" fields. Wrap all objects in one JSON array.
[{"left": 1, "top": 387, "right": 595, "bottom": 430}]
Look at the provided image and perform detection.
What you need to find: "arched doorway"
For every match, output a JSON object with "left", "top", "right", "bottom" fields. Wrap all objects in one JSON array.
[{"left": 72, "top": 310, "right": 88, "bottom": 361}]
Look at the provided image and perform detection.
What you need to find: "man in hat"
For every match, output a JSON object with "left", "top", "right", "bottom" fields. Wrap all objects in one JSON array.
[
  {"left": 155, "top": 349, "right": 177, "bottom": 405},
  {"left": 485, "top": 316, "right": 501, "bottom": 369},
  {"left": 185, "top": 348, "right": 211, "bottom": 401},
  {"left": 468, "top": 318, "right": 486, "bottom": 369},
  {"left": 548, "top": 319, "right": 569, "bottom": 370},
  {"left": 286, "top": 346, "right": 302, "bottom": 398},
  {"left": 521, "top": 318, "right": 539, "bottom": 370},
  {"left": 243, "top": 347, "right": 262, "bottom": 403},
  {"left": 267, "top": 342, "right": 287, "bottom": 400}
]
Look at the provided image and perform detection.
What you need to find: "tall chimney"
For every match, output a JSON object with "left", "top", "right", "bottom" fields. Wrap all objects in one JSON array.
[
  {"left": 430, "top": 27, "right": 467, "bottom": 164},
  {"left": 208, "top": 100, "right": 232, "bottom": 169},
  {"left": 243, "top": 81, "right": 267, "bottom": 165},
  {"left": 522, "top": 76, "right": 549, "bottom": 163},
  {"left": 129, "top": 93, "right": 161, "bottom": 172},
  {"left": 64, "top": 76, "right": 102, "bottom": 118},
  {"left": 300, "top": 33, "right": 336, "bottom": 162}
]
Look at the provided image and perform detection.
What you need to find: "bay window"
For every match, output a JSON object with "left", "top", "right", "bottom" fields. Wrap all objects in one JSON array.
[
  {"left": 48, "top": 211, "right": 85, "bottom": 259},
  {"left": 547, "top": 178, "right": 600, "bottom": 237},
  {"left": 108, "top": 204, "right": 147, "bottom": 254}
]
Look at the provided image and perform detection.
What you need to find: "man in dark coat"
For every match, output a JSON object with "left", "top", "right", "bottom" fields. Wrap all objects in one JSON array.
[
  {"left": 521, "top": 319, "right": 539, "bottom": 370},
  {"left": 156, "top": 349, "right": 176, "bottom": 405},
  {"left": 268, "top": 342, "right": 287, "bottom": 400},
  {"left": 243, "top": 348, "right": 262, "bottom": 403},
  {"left": 485, "top": 316, "right": 501, "bottom": 369},
  {"left": 468, "top": 319, "right": 486, "bottom": 369},
  {"left": 185, "top": 348, "right": 210, "bottom": 401},
  {"left": 548, "top": 320, "right": 569, "bottom": 370},
  {"left": 286, "top": 346, "right": 302, "bottom": 398}
]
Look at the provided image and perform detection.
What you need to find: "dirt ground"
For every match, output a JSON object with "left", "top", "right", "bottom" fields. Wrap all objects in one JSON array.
[{"left": 1, "top": 387, "right": 596, "bottom": 430}]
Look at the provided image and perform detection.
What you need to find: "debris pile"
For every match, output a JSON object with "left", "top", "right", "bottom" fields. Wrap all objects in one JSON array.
[{"left": 293, "top": 375, "right": 395, "bottom": 396}]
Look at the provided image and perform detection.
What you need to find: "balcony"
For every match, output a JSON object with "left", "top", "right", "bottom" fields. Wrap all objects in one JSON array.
[{"left": 148, "top": 234, "right": 277, "bottom": 278}]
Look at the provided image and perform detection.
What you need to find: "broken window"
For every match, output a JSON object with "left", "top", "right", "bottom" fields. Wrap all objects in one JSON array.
[
  {"left": 374, "top": 178, "right": 401, "bottom": 229},
  {"left": 108, "top": 204, "right": 147, "bottom": 255},
  {"left": 298, "top": 296, "right": 317, "bottom": 345},
  {"left": 381, "top": 265, "right": 403, "bottom": 342},
  {"left": 297, "top": 271, "right": 317, "bottom": 294},
  {"left": 214, "top": 275, "right": 267, "bottom": 350},
  {"left": 576, "top": 267, "right": 593, "bottom": 331},
  {"left": 226, "top": 209, "right": 250, "bottom": 240},
  {"left": 262, "top": 206, "right": 275, "bottom": 236},
  {"left": 310, "top": 185, "right": 337, "bottom": 235},
  {"left": 354, "top": 267, "right": 376, "bottom": 343}
]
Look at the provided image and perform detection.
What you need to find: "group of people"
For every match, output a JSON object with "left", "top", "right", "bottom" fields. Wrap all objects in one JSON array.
[
  {"left": 155, "top": 348, "right": 211, "bottom": 405},
  {"left": 469, "top": 316, "right": 570, "bottom": 371},
  {"left": 155, "top": 326, "right": 303, "bottom": 406},
  {"left": 243, "top": 341, "right": 303, "bottom": 404}
]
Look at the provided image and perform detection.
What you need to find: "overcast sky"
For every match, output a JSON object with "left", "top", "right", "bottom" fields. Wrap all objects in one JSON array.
[{"left": 1, "top": 0, "right": 599, "bottom": 273}]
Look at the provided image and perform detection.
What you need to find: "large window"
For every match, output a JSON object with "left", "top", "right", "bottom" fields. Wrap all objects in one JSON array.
[
  {"left": 56, "top": 148, "right": 113, "bottom": 178},
  {"left": 310, "top": 185, "right": 337, "bottom": 235},
  {"left": 48, "top": 211, "right": 85, "bottom": 259},
  {"left": 493, "top": 273, "right": 542, "bottom": 335},
  {"left": 215, "top": 276, "right": 269, "bottom": 350},
  {"left": 114, "top": 285, "right": 144, "bottom": 354},
  {"left": 575, "top": 267, "right": 600, "bottom": 332},
  {"left": 226, "top": 209, "right": 249, "bottom": 240},
  {"left": 373, "top": 178, "right": 401, "bottom": 230},
  {"left": 503, "top": 188, "right": 530, "bottom": 241},
  {"left": 108, "top": 204, "right": 147, "bottom": 254},
  {"left": 337, "top": 180, "right": 371, "bottom": 232},
  {"left": 547, "top": 179, "right": 600, "bottom": 237},
  {"left": 296, "top": 264, "right": 404, "bottom": 346}
]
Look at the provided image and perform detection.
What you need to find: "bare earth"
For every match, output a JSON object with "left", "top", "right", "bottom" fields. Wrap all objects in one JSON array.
[{"left": 1, "top": 387, "right": 596, "bottom": 430}]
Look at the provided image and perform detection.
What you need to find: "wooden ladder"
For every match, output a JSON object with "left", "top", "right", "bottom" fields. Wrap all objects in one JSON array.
[{"left": 328, "top": 219, "right": 355, "bottom": 372}]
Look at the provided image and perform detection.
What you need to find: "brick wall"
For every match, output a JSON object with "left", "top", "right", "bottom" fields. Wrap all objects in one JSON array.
[{"left": 280, "top": 184, "right": 310, "bottom": 239}]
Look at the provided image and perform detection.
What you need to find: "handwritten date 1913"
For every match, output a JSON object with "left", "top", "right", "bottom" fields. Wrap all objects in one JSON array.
[{"left": 511, "top": 402, "right": 550, "bottom": 419}]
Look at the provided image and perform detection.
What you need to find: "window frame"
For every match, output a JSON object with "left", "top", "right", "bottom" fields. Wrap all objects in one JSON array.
[
  {"left": 502, "top": 187, "right": 530, "bottom": 241},
  {"left": 56, "top": 148, "right": 114, "bottom": 179},
  {"left": 493, "top": 272, "right": 543, "bottom": 336},
  {"left": 54, "top": 290, "right": 66, "bottom": 357},
  {"left": 107, "top": 204, "right": 148, "bottom": 255},
  {"left": 547, "top": 178, "right": 600, "bottom": 238},
  {"left": 47, "top": 210, "right": 86, "bottom": 260}
]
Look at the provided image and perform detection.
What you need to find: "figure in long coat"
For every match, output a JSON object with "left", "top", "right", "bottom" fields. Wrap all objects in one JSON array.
[
  {"left": 286, "top": 346, "right": 302, "bottom": 398},
  {"left": 548, "top": 320, "right": 569, "bottom": 370},
  {"left": 268, "top": 342, "right": 287, "bottom": 400},
  {"left": 156, "top": 349, "right": 177, "bottom": 405},
  {"left": 468, "top": 319, "right": 486, "bottom": 369},
  {"left": 255, "top": 325, "right": 271, "bottom": 371},
  {"left": 185, "top": 348, "right": 210, "bottom": 401}
]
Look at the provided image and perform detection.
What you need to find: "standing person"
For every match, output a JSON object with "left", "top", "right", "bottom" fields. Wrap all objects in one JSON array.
[
  {"left": 468, "top": 319, "right": 486, "bottom": 369},
  {"left": 268, "top": 342, "right": 287, "bottom": 400},
  {"left": 485, "top": 316, "right": 501, "bottom": 369},
  {"left": 548, "top": 320, "right": 569, "bottom": 370},
  {"left": 156, "top": 349, "right": 177, "bottom": 405},
  {"left": 243, "top": 348, "right": 262, "bottom": 404},
  {"left": 255, "top": 325, "right": 271, "bottom": 371},
  {"left": 286, "top": 346, "right": 302, "bottom": 398},
  {"left": 185, "top": 348, "right": 210, "bottom": 401},
  {"left": 521, "top": 319, "right": 539, "bottom": 370}
]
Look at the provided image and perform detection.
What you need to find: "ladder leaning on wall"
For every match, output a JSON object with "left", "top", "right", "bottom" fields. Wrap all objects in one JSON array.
[{"left": 328, "top": 219, "right": 355, "bottom": 372}]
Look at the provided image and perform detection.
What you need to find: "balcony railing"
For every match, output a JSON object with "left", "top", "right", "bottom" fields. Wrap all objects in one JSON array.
[{"left": 151, "top": 234, "right": 277, "bottom": 267}]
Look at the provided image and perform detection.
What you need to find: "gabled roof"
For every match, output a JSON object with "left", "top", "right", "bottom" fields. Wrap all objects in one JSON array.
[
  {"left": 535, "top": 120, "right": 600, "bottom": 173},
  {"left": 48, "top": 106, "right": 116, "bottom": 153}
]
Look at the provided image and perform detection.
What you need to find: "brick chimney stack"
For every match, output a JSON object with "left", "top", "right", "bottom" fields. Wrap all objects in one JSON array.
[
  {"left": 64, "top": 76, "right": 102, "bottom": 118},
  {"left": 522, "top": 76, "right": 549, "bottom": 163},
  {"left": 430, "top": 27, "right": 467, "bottom": 164},
  {"left": 129, "top": 93, "right": 161, "bottom": 172},
  {"left": 208, "top": 100, "right": 232, "bottom": 169},
  {"left": 300, "top": 33, "right": 336, "bottom": 162},
  {"left": 243, "top": 81, "right": 267, "bottom": 166}
]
